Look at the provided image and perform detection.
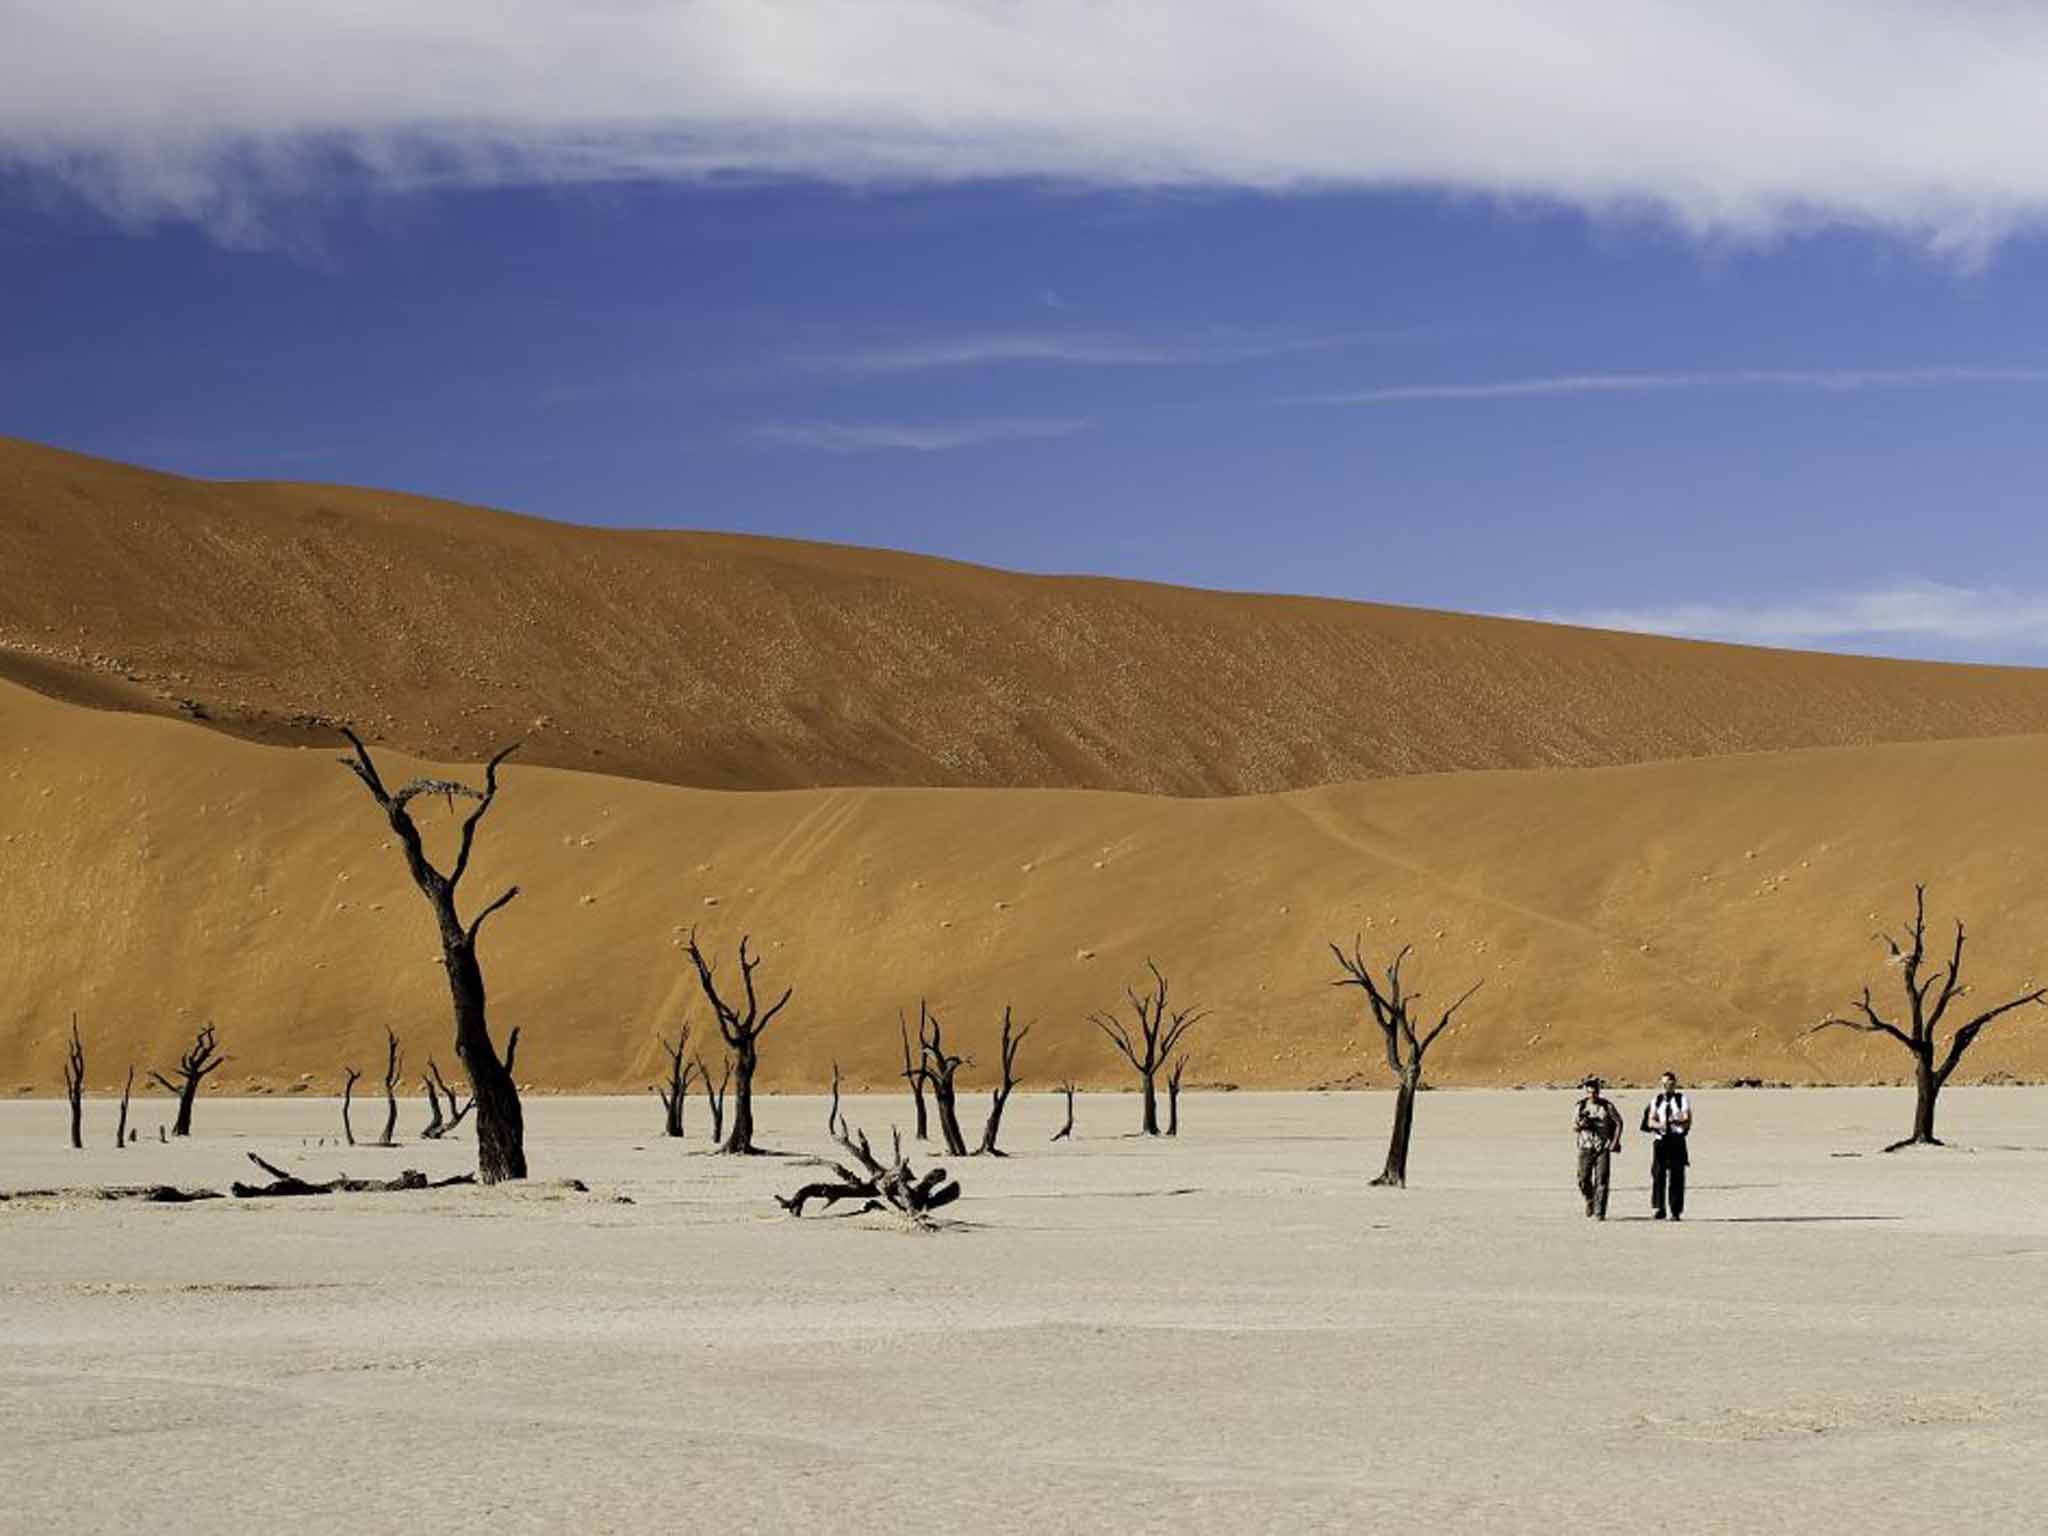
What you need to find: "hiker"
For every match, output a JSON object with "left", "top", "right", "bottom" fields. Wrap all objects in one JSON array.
[
  {"left": 1573, "top": 1076, "right": 1624, "bottom": 1219},
  {"left": 1643, "top": 1069, "right": 1692, "bottom": 1220}
]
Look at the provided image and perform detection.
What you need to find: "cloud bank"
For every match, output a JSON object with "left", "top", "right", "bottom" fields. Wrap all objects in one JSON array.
[
  {"left": 1543, "top": 583, "right": 2048, "bottom": 658},
  {"left": 8, "top": 3, "right": 2048, "bottom": 250}
]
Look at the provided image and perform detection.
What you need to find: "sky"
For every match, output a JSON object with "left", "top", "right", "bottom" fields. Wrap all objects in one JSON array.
[{"left": 6, "top": 2, "right": 2048, "bottom": 662}]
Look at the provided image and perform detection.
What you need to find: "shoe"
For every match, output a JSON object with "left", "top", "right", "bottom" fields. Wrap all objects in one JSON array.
[
  {"left": 1671, "top": 1213, "right": 1682, "bottom": 1222},
  {"left": 1653, "top": 1210, "right": 1666, "bottom": 1220}
]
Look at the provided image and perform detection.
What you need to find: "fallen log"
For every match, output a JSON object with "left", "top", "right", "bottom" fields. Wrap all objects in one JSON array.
[
  {"left": 230, "top": 1153, "right": 476, "bottom": 1199},
  {"left": 777, "top": 1121, "right": 961, "bottom": 1225}
]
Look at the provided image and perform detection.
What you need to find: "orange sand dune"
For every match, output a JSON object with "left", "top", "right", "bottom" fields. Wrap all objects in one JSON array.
[
  {"left": 12, "top": 434, "right": 2048, "bottom": 795},
  {"left": 6, "top": 677, "right": 2046, "bottom": 1095}
]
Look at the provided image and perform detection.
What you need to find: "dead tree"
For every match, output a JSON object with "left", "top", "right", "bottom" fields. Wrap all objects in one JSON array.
[
  {"left": 976, "top": 1008, "right": 1031, "bottom": 1156},
  {"left": 1166, "top": 1054, "right": 1189, "bottom": 1138},
  {"left": 828, "top": 1060, "right": 847, "bottom": 1140},
  {"left": 420, "top": 1059, "right": 476, "bottom": 1140},
  {"left": 340, "top": 729, "right": 527, "bottom": 1183},
  {"left": 341, "top": 1066, "right": 361, "bottom": 1146},
  {"left": 1051, "top": 1081, "right": 1076, "bottom": 1142},
  {"left": 777, "top": 1122, "right": 961, "bottom": 1225},
  {"left": 149, "top": 1023, "right": 226, "bottom": 1137},
  {"left": 232, "top": 1152, "right": 475, "bottom": 1199},
  {"left": 1806, "top": 884, "right": 2047, "bottom": 1150},
  {"left": 378, "top": 1028, "right": 403, "bottom": 1147},
  {"left": 683, "top": 931, "right": 791, "bottom": 1155},
  {"left": 655, "top": 1028, "right": 696, "bottom": 1138},
  {"left": 1331, "top": 940, "right": 1481, "bottom": 1189},
  {"left": 62, "top": 1015, "right": 85, "bottom": 1150},
  {"left": 899, "top": 1012, "right": 931, "bottom": 1140},
  {"left": 918, "top": 1004, "right": 971, "bottom": 1156},
  {"left": 696, "top": 1052, "right": 730, "bottom": 1144},
  {"left": 1091, "top": 961, "right": 1205, "bottom": 1136},
  {"left": 115, "top": 1065, "right": 134, "bottom": 1150}
]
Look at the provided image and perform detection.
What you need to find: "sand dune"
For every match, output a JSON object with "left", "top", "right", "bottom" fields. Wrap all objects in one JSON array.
[
  {"left": 6, "top": 675, "right": 2048, "bottom": 1093},
  {"left": 13, "top": 434, "right": 2048, "bottom": 794}
]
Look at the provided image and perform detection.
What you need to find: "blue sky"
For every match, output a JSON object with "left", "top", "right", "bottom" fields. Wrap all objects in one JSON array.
[{"left": 6, "top": 4, "right": 2048, "bottom": 663}]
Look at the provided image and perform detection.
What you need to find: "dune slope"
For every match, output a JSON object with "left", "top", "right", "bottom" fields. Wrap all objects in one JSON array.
[
  {"left": 6, "top": 677, "right": 2048, "bottom": 1094},
  {"left": 12, "top": 435, "right": 2048, "bottom": 794}
]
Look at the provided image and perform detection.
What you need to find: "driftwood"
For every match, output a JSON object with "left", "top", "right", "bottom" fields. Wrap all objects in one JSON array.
[
  {"left": 776, "top": 1123, "right": 961, "bottom": 1225},
  {"left": 1091, "top": 961, "right": 1205, "bottom": 1136},
  {"left": 976, "top": 1008, "right": 1031, "bottom": 1156},
  {"left": 230, "top": 1153, "right": 477, "bottom": 1199},
  {"left": 683, "top": 931, "right": 791, "bottom": 1154},
  {"left": 0, "top": 1184, "right": 221, "bottom": 1204},
  {"left": 62, "top": 1015, "right": 85, "bottom": 1150},
  {"left": 1051, "top": 1081, "right": 1076, "bottom": 1142},
  {"left": 148, "top": 1022, "right": 227, "bottom": 1137}
]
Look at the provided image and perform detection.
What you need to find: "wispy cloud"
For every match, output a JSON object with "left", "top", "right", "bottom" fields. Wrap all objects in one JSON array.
[
  {"left": 1536, "top": 583, "right": 2048, "bottom": 659},
  {"left": 799, "top": 330, "right": 1364, "bottom": 375},
  {"left": 750, "top": 417, "right": 1087, "bottom": 453},
  {"left": 1322, "top": 366, "right": 2048, "bottom": 405},
  {"left": 13, "top": 4, "right": 2048, "bottom": 253}
]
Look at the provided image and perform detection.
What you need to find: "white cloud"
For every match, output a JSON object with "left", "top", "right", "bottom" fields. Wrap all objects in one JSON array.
[
  {"left": 802, "top": 330, "right": 1364, "bottom": 374},
  {"left": 1540, "top": 583, "right": 2048, "bottom": 657},
  {"left": 750, "top": 417, "right": 1086, "bottom": 453},
  {"left": 1324, "top": 367, "right": 2048, "bottom": 405},
  {"left": 10, "top": 3, "right": 2048, "bottom": 252}
]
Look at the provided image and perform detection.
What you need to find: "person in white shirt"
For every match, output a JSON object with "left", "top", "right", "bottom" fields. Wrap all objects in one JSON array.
[{"left": 1643, "top": 1070, "right": 1691, "bottom": 1221}]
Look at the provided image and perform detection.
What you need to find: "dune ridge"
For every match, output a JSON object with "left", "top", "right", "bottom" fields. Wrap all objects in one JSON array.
[{"left": 12, "top": 435, "right": 2048, "bottom": 796}]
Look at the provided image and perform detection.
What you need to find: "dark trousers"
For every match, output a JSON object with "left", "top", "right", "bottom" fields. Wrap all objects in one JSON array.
[
  {"left": 1652, "top": 1137, "right": 1687, "bottom": 1217},
  {"left": 1577, "top": 1147, "right": 1612, "bottom": 1218}
]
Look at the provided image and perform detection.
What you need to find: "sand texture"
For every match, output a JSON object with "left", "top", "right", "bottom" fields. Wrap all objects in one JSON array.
[
  {"left": 13, "top": 435, "right": 2048, "bottom": 795},
  {"left": 4, "top": 1089, "right": 2047, "bottom": 1533},
  {"left": 7, "top": 673, "right": 2048, "bottom": 1090}
]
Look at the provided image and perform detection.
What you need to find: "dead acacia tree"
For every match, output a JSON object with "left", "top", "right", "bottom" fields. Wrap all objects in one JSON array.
[
  {"left": 899, "top": 1012, "right": 931, "bottom": 1140},
  {"left": 1051, "top": 1081, "right": 1076, "bottom": 1142},
  {"left": 1806, "top": 884, "right": 2047, "bottom": 1150},
  {"left": 149, "top": 1023, "right": 226, "bottom": 1137},
  {"left": 696, "top": 1052, "right": 730, "bottom": 1144},
  {"left": 115, "top": 1065, "right": 134, "bottom": 1149},
  {"left": 918, "top": 1003, "right": 971, "bottom": 1156},
  {"left": 378, "top": 1028, "right": 403, "bottom": 1147},
  {"left": 419, "top": 1059, "right": 476, "bottom": 1140},
  {"left": 828, "top": 1061, "right": 848, "bottom": 1140},
  {"left": 62, "top": 1015, "right": 85, "bottom": 1150},
  {"left": 654, "top": 1028, "right": 696, "bottom": 1138},
  {"left": 1331, "top": 940, "right": 1481, "bottom": 1189},
  {"left": 341, "top": 1066, "right": 361, "bottom": 1146},
  {"left": 1091, "top": 961, "right": 1205, "bottom": 1136},
  {"left": 683, "top": 931, "right": 791, "bottom": 1155},
  {"left": 340, "top": 730, "right": 527, "bottom": 1183},
  {"left": 976, "top": 1008, "right": 1030, "bottom": 1156},
  {"left": 1166, "top": 1054, "right": 1189, "bottom": 1138},
  {"left": 777, "top": 1121, "right": 962, "bottom": 1225}
]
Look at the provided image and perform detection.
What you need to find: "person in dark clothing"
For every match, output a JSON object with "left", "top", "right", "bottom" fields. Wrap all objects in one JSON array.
[
  {"left": 1573, "top": 1076, "right": 1624, "bottom": 1220},
  {"left": 1643, "top": 1069, "right": 1691, "bottom": 1220}
]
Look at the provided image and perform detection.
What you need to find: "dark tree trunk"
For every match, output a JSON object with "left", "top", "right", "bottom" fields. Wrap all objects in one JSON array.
[
  {"left": 115, "top": 1065, "right": 134, "bottom": 1150},
  {"left": 1051, "top": 1083, "right": 1075, "bottom": 1142},
  {"left": 975, "top": 1010, "right": 1029, "bottom": 1156},
  {"left": 380, "top": 1028, "right": 402, "bottom": 1147},
  {"left": 697, "top": 1055, "right": 730, "bottom": 1145},
  {"left": 1899, "top": 1051, "right": 1943, "bottom": 1149},
  {"left": 723, "top": 1037, "right": 758, "bottom": 1155},
  {"left": 1373, "top": 1076, "right": 1418, "bottom": 1188},
  {"left": 656, "top": 1031, "right": 691, "bottom": 1138},
  {"left": 931, "top": 1071, "right": 967, "bottom": 1157},
  {"left": 446, "top": 935, "right": 525, "bottom": 1181},
  {"left": 901, "top": 1017, "right": 930, "bottom": 1141},
  {"left": 1139, "top": 1070, "right": 1159, "bottom": 1137},
  {"left": 172, "top": 1080, "right": 199, "bottom": 1137},
  {"left": 64, "top": 1018, "right": 85, "bottom": 1151},
  {"left": 1166, "top": 1075, "right": 1182, "bottom": 1138},
  {"left": 341, "top": 1068, "right": 360, "bottom": 1146}
]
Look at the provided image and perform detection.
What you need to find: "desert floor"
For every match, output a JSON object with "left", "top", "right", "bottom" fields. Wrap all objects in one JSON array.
[{"left": 3, "top": 1088, "right": 2045, "bottom": 1534}]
